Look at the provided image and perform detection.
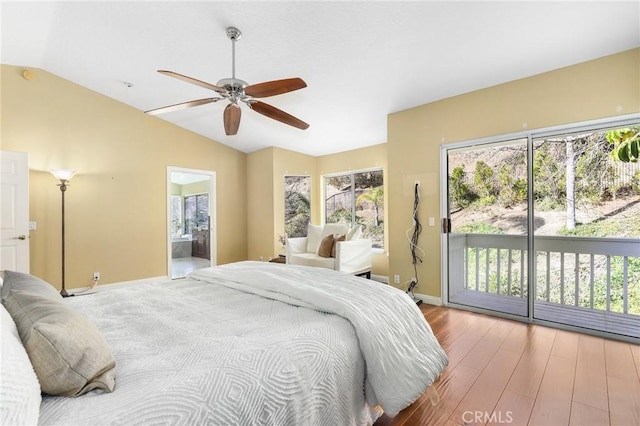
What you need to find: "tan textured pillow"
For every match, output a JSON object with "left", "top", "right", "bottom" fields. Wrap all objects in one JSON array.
[
  {"left": 1, "top": 270, "right": 61, "bottom": 303},
  {"left": 317, "top": 234, "right": 335, "bottom": 258},
  {"left": 331, "top": 234, "right": 346, "bottom": 258},
  {"left": 3, "top": 291, "right": 116, "bottom": 397}
]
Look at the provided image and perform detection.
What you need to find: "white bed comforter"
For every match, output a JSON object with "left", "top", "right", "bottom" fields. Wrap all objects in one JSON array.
[
  {"left": 189, "top": 262, "right": 448, "bottom": 416},
  {"left": 38, "top": 262, "right": 446, "bottom": 425}
]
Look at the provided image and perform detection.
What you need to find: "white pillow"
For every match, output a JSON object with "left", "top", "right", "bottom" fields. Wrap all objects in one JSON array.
[
  {"left": 322, "top": 223, "right": 349, "bottom": 239},
  {"left": 306, "top": 224, "right": 323, "bottom": 253},
  {"left": 347, "top": 225, "right": 363, "bottom": 240},
  {"left": 0, "top": 304, "right": 41, "bottom": 426}
]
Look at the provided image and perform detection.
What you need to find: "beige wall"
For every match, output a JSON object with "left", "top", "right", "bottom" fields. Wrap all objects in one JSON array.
[
  {"left": 246, "top": 147, "right": 275, "bottom": 261},
  {"left": 388, "top": 48, "right": 640, "bottom": 298},
  {"left": 181, "top": 180, "right": 210, "bottom": 196},
  {"left": 1, "top": 65, "right": 248, "bottom": 289},
  {"left": 171, "top": 180, "right": 210, "bottom": 197}
]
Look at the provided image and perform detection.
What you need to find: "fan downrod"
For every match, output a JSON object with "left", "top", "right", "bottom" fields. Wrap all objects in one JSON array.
[{"left": 218, "top": 26, "right": 247, "bottom": 94}]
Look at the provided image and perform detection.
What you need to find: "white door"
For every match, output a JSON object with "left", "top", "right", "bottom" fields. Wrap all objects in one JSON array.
[{"left": 1, "top": 151, "right": 30, "bottom": 273}]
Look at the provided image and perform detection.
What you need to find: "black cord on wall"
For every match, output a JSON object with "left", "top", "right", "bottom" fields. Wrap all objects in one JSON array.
[{"left": 407, "top": 182, "right": 423, "bottom": 296}]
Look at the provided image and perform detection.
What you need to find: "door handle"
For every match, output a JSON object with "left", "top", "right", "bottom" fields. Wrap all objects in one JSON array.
[
  {"left": 442, "top": 218, "right": 451, "bottom": 234},
  {"left": 16, "top": 235, "right": 28, "bottom": 240}
]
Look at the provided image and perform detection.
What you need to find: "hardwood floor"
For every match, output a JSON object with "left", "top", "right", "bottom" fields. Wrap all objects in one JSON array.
[{"left": 375, "top": 305, "right": 640, "bottom": 426}]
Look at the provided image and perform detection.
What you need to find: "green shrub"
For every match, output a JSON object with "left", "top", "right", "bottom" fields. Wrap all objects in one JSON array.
[
  {"left": 450, "top": 166, "right": 476, "bottom": 209},
  {"left": 474, "top": 161, "right": 496, "bottom": 198}
]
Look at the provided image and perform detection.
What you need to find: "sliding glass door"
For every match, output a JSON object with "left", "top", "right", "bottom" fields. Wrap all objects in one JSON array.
[
  {"left": 443, "top": 119, "right": 640, "bottom": 340},
  {"left": 532, "top": 126, "right": 640, "bottom": 338},
  {"left": 446, "top": 139, "right": 529, "bottom": 317}
]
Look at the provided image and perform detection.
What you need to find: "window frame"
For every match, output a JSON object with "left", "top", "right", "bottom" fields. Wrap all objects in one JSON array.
[
  {"left": 322, "top": 166, "right": 384, "bottom": 252},
  {"left": 170, "top": 195, "right": 183, "bottom": 237},
  {"left": 284, "top": 175, "right": 312, "bottom": 238},
  {"left": 183, "top": 192, "right": 209, "bottom": 235}
]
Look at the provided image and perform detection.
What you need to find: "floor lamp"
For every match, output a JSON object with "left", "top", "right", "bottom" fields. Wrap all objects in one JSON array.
[{"left": 50, "top": 170, "right": 76, "bottom": 297}]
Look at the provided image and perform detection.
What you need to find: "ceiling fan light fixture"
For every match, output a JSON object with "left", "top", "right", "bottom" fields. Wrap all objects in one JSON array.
[{"left": 145, "top": 26, "right": 308, "bottom": 135}]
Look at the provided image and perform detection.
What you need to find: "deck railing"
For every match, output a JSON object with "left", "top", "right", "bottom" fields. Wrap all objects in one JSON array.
[{"left": 448, "top": 233, "right": 640, "bottom": 338}]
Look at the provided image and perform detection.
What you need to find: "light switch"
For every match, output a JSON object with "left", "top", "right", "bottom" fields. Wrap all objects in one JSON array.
[
  {"left": 29, "top": 221, "right": 37, "bottom": 230},
  {"left": 428, "top": 217, "right": 435, "bottom": 227}
]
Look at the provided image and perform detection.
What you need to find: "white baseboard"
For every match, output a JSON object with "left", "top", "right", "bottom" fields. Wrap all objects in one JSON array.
[
  {"left": 371, "top": 274, "right": 388, "bottom": 284},
  {"left": 414, "top": 292, "right": 442, "bottom": 306},
  {"left": 69, "top": 276, "right": 169, "bottom": 295},
  {"left": 371, "top": 276, "right": 442, "bottom": 305}
]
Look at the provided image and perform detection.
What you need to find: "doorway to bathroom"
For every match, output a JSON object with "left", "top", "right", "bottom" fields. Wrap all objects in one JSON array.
[{"left": 167, "top": 167, "right": 216, "bottom": 279}]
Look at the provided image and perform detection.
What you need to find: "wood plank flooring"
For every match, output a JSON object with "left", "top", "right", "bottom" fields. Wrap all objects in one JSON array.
[{"left": 375, "top": 305, "right": 640, "bottom": 426}]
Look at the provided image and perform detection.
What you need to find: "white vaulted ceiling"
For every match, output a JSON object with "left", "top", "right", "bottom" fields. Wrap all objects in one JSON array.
[{"left": 2, "top": 1, "right": 638, "bottom": 156}]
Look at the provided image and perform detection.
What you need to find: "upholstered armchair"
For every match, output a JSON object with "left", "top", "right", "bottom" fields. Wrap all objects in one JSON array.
[{"left": 285, "top": 223, "right": 372, "bottom": 278}]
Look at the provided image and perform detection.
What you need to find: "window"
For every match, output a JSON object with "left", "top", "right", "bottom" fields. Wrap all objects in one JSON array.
[
  {"left": 324, "top": 169, "right": 384, "bottom": 249},
  {"left": 184, "top": 193, "right": 209, "bottom": 235},
  {"left": 170, "top": 195, "right": 183, "bottom": 238},
  {"left": 284, "top": 176, "right": 311, "bottom": 239}
]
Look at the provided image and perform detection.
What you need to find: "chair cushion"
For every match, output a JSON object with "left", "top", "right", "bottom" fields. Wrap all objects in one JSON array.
[
  {"left": 322, "top": 223, "right": 349, "bottom": 239},
  {"left": 287, "top": 253, "right": 336, "bottom": 270},
  {"left": 306, "top": 224, "right": 323, "bottom": 253}
]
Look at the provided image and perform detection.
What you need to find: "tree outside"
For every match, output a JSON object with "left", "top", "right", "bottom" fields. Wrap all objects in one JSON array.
[{"left": 284, "top": 176, "right": 311, "bottom": 242}]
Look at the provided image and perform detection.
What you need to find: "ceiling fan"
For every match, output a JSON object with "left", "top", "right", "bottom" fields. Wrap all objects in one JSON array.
[{"left": 145, "top": 27, "right": 309, "bottom": 136}]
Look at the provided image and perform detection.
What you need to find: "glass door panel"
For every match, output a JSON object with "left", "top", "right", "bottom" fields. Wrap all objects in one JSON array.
[
  {"left": 447, "top": 139, "right": 529, "bottom": 317},
  {"left": 532, "top": 126, "right": 640, "bottom": 338}
]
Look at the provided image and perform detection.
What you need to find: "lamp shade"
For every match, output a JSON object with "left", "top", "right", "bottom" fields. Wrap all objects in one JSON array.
[{"left": 50, "top": 170, "right": 76, "bottom": 181}]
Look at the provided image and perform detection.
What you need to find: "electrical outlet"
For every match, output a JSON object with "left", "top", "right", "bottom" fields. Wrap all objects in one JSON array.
[
  {"left": 93, "top": 272, "right": 100, "bottom": 281},
  {"left": 394, "top": 274, "right": 400, "bottom": 284}
]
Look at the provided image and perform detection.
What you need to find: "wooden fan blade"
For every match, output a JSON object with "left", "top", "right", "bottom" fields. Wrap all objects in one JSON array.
[
  {"left": 158, "top": 70, "right": 227, "bottom": 94},
  {"left": 144, "top": 98, "right": 220, "bottom": 115},
  {"left": 244, "top": 78, "right": 307, "bottom": 98},
  {"left": 224, "top": 103, "right": 241, "bottom": 136},
  {"left": 250, "top": 101, "right": 309, "bottom": 130}
]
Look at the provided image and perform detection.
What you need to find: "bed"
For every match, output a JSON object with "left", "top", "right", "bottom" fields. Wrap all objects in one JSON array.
[{"left": 1, "top": 261, "right": 448, "bottom": 425}]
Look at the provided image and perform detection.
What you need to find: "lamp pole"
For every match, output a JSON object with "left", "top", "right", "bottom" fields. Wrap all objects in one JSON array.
[
  {"left": 50, "top": 170, "right": 75, "bottom": 297},
  {"left": 58, "top": 179, "right": 69, "bottom": 297}
]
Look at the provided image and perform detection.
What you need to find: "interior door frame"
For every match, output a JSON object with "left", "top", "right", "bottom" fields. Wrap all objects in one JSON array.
[
  {"left": 440, "top": 113, "right": 640, "bottom": 342},
  {"left": 166, "top": 166, "right": 217, "bottom": 279},
  {"left": 0, "top": 150, "right": 30, "bottom": 273}
]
